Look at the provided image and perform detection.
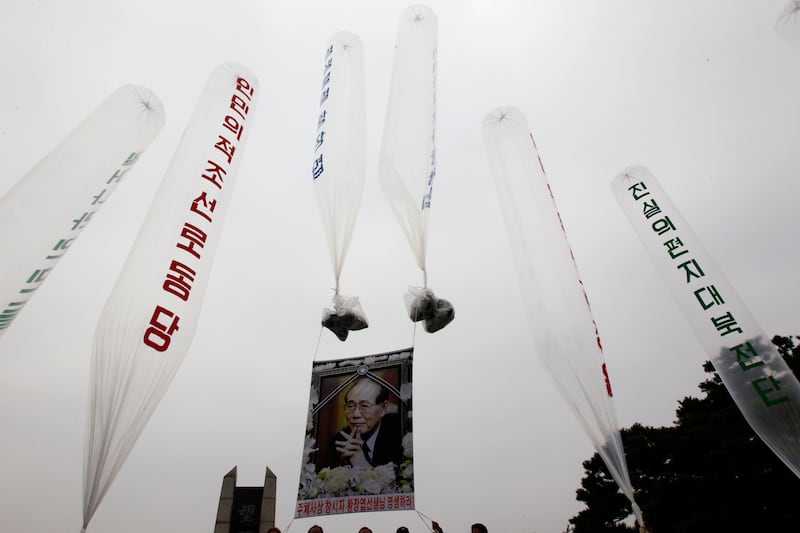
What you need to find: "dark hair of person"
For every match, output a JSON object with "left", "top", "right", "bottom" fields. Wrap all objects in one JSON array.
[
  {"left": 471, "top": 524, "right": 488, "bottom": 533},
  {"left": 344, "top": 377, "right": 389, "bottom": 404}
]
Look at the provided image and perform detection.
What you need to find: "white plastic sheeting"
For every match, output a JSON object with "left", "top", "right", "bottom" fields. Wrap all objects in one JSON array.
[
  {"left": 313, "top": 32, "right": 369, "bottom": 340},
  {"left": 0, "top": 85, "right": 164, "bottom": 340},
  {"left": 613, "top": 165, "right": 800, "bottom": 479},
  {"left": 776, "top": 1, "right": 800, "bottom": 46},
  {"left": 82, "top": 64, "right": 259, "bottom": 532},
  {"left": 482, "top": 107, "right": 643, "bottom": 525},
  {"left": 379, "top": 4, "right": 452, "bottom": 332}
]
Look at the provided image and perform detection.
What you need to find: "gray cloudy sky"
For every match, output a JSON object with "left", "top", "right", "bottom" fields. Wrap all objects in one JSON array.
[{"left": 1, "top": 1, "right": 798, "bottom": 532}]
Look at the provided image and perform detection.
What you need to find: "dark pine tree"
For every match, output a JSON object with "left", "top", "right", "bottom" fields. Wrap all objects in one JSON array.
[{"left": 568, "top": 335, "right": 800, "bottom": 533}]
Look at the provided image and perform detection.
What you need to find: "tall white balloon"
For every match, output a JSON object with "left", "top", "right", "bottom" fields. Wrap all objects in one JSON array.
[
  {"left": 313, "top": 32, "right": 369, "bottom": 341},
  {"left": 613, "top": 165, "right": 800, "bottom": 479},
  {"left": 378, "top": 4, "right": 437, "bottom": 279},
  {"left": 482, "top": 107, "right": 643, "bottom": 525},
  {"left": 379, "top": 4, "right": 453, "bottom": 333},
  {"left": 0, "top": 86, "right": 164, "bottom": 340},
  {"left": 313, "top": 31, "right": 365, "bottom": 295},
  {"left": 82, "top": 64, "right": 259, "bottom": 531}
]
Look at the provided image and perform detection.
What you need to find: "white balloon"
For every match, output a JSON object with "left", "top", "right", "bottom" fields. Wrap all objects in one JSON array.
[
  {"left": 613, "top": 165, "right": 800, "bottom": 479},
  {"left": 378, "top": 4, "right": 438, "bottom": 284},
  {"left": 0, "top": 85, "right": 164, "bottom": 340},
  {"left": 313, "top": 32, "right": 370, "bottom": 340},
  {"left": 483, "top": 107, "right": 643, "bottom": 525},
  {"left": 82, "top": 64, "right": 259, "bottom": 532},
  {"left": 313, "top": 31, "right": 366, "bottom": 294}
]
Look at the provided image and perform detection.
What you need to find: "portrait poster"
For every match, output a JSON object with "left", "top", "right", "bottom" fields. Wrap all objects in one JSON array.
[{"left": 295, "top": 348, "right": 414, "bottom": 518}]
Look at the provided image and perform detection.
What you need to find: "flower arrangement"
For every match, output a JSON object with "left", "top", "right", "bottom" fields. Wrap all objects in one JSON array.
[{"left": 297, "top": 431, "right": 414, "bottom": 500}]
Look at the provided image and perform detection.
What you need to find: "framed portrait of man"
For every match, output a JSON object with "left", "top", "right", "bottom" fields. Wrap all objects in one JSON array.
[{"left": 295, "top": 348, "right": 414, "bottom": 518}]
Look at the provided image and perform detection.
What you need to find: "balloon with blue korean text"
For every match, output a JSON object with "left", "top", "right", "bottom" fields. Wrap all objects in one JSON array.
[
  {"left": 379, "top": 4, "right": 454, "bottom": 333},
  {"left": 313, "top": 31, "right": 369, "bottom": 341}
]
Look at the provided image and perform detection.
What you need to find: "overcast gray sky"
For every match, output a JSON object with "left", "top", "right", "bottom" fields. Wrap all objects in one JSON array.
[{"left": 1, "top": 1, "right": 799, "bottom": 532}]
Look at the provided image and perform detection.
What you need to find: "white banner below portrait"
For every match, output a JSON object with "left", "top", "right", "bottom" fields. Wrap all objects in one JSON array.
[{"left": 296, "top": 348, "right": 414, "bottom": 518}]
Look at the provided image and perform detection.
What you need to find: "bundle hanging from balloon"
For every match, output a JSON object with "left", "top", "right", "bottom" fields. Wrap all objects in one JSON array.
[
  {"left": 312, "top": 32, "right": 369, "bottom": 341},
  {"left": 378, "top": 4, "right": 454, "bottom": 333},
  {"left": 405, "top": 286, "right": 454, "bottom": 333},
  {"left": 321, "top": 293, "right": 369, "bottom": 341}
]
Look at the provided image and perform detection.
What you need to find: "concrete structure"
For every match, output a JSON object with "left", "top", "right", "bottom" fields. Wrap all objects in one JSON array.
[{"left": 214, "top": 466, "right": 277, "bottom": 533}]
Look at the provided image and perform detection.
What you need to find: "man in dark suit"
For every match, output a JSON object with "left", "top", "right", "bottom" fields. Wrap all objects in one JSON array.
[{"left": 326, "top": 377, "right": 403, "bottom": 469}]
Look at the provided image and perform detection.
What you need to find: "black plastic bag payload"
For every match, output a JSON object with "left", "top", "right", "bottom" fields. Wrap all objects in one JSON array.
[
  {"left": 404, "top": 286, "right": 454, "bottom": 333},
  {"left": 321, "top": 294, "right": 368, "bottom": 341}
]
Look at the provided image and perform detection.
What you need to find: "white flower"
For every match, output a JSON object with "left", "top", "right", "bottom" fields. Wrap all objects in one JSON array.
[
  {"left": 362, "top": 479, "right": 382, "bottom": 494},
  {"left": 402, "top": 432, "right": 414, "bottom": 458},
  {"left": 308, "top": 387, "right": 319, "bottom": 409},
  {"left": 303, "top": 437, "right": 318, "bottom": 461},
  {"left": 399, "top": 383, "right": 412, "bottom": 401},
  {"left": 322, "top": 466, "right": 350, "bottom": 493}
]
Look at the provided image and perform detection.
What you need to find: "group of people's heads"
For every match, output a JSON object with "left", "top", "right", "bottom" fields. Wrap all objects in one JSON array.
[{"left": 306, "top": 523, "right": 488, "bottom": 533}]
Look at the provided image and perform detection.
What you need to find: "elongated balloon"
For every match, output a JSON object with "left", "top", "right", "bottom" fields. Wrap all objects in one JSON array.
[
  {"left": 313, "top": 31, "right": 366, "bottom": 294},
  {"left": 483, "top": 107, "right": 643, "bottom": 524},
  {"left": 378, "top": 3, "right": 438, "bottom": 285},
  {"left": 82, "top": 64, "right": 259, "bottom": 532},
  {"left": 313, "top": 32, "right": 370, "bottom": 340},
  {"left": 0, "top": 86, "right": 164, "bottom": 339},
  {"left": 613, "top": 166, "right": 800, "bottom": 478}
]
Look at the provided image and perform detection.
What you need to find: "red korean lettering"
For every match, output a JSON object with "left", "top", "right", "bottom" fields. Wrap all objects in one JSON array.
[
  {"left": 222, "top": 115, "right": 243, "bottom": 140},
  {"left": 143, "top": 305, "right": 180, "bottom": 352},
  {"left": 202, "top": 160, "right": 226, "bottom": 190},
  {"left": 214, "top": 135, "right": 236, "bottom": 164},
  {"left": 230, "top": 94, "right": 250, "bottom": 121},
  {"left": 176, "top": 222, "right": 207, "bottom": 259},
  {"left": 190, "top": 191, "right": 217, "bottom": 222},
  {"left": 162, "top": 260, "right": 196, "bottom": 301},
  {"left": 236, "top": 77, "right": 254, "bottom": 99}
]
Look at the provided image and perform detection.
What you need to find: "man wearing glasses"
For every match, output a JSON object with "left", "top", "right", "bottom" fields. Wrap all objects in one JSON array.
[{"left": 328, "top": 377, "right": 402, "bottom": 469}]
